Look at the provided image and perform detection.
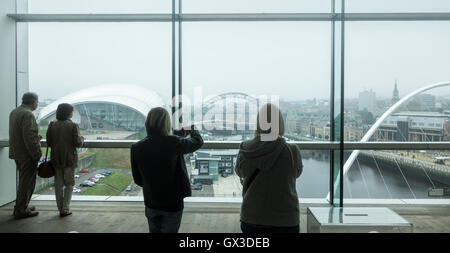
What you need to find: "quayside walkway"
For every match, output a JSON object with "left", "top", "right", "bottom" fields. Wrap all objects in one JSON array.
[{"left": 1, "top": 197, "right": 450, "bottom": 233}]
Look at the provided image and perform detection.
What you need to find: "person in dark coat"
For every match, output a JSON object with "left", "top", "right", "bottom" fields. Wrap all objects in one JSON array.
[
  {"left": 9, "top": 92, "right": 42, "bottom": 219},
  {"left": 131, "top": 107, "right": 203, "bottom": 233}
]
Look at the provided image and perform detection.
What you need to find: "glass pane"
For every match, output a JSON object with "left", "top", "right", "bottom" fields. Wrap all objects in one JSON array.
[
  {"left": 297, "top": 150, "right": 330, "bottom": 198},
  {"left": 182, "top": 22, "right": 331, "bottom": 141},
  {"left": 191, "top": 148, "right": 329, "bottom": 198},
  {"left": 29, "top": 23, "right": 171, "bottom": 140},
  {"left": 344, "top": 150, "right": 450, "bottom": 199},
  {"left": 344, "top": 21, "right": 450, "bottom": 202},
  {"left": 183, "top": 0, "right": 331, "bottom": 14},
  {"left": 344, "top": 21, "right": 450, "bottom": 143},
  {"left": 34, "top": 146, "right": 331, "bottom": 197},
  {"left": 27, "top": 0, "right": 171, "bottom": 14},
  {"left": 35, "top": 148, "right": 139, "bottom": 196},
  {"left": 346, "top": 0, "right": 450, "bottom": 13},
  {"left": 190, "top": 149, "right": 240, "bottom": 197}
]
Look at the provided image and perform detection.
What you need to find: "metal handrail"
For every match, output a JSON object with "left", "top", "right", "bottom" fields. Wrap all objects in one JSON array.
[
  {"left": 1, "top": 139, "right": 449, "bottom": 150},
  {"left": 7, "top": 12, "right": 450, "bottom": 22}
]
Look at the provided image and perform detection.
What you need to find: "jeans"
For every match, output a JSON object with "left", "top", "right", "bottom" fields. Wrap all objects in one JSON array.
[
  {"left": 241, "top": 222, "right": 300, "bottom": 233},
  {"left": 145, "top": 206, "right": 183, "bottom": 233}
]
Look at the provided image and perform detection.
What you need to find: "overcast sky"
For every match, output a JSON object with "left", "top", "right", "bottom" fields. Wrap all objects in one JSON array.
[{"left": 28, "top": 0, "right": 450, "bottom": 103}]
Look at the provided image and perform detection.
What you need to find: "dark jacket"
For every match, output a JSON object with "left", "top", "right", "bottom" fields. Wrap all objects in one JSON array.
[
  {"left": 235, "top": 136, "right": 303, "bottom": 227},
  {"left": 131, "top": 130, "right": 203, "bottom": 212},
  {"left": 9, "top": 105, "right": 42, "bottom": 161},
  {"left": 46, "top": 120, "right": 83, "bottom": 169}
]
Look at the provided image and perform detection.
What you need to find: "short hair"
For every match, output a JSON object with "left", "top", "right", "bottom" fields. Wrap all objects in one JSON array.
[
  {"left": 22, "top": 92, "right": 38, "bottom": 105},
  {"left": 56, "top": 103, "right": 74, "bottom": 121},
  {"left": 254, "top": 103, "right": 285, "bottom": 137},
  {"left": 145, "top": 107, "right": 171, "bottom": 136}
]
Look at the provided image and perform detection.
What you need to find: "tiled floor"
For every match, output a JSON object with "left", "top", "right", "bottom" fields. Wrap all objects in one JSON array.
[{"left": 0, "top": 200, "right": 449, "bottom": 233}]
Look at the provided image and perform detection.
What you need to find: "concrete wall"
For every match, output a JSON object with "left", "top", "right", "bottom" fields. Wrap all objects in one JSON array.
[{"left": 0, "top": 0, "right": 17, "bottom": 206}]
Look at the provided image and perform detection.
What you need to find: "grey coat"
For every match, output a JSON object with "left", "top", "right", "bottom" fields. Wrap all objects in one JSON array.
[
  {"left": 46, "top": 120, "right": 83, "bottom": 169},
  {"left": 9, "top": 105, "right": 42, "bottom": 161},
  {"left": 235, "top": 136, "right": 303, "bottom": 227}
]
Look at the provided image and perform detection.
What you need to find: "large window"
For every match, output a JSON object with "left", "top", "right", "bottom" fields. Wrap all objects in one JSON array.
[
  {"left": 343, "top": 21, "right": 450, "bottom": 200},
  {"left": 182, "top": 22, "right": 330, "bottom": 141},
  {"left": 13, "top": 0, "right": 449, "bottom": 202}
]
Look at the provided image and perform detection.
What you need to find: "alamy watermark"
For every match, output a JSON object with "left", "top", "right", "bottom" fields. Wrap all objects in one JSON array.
[{"left": 171, "top": 87, "right": 280, "bottom": 141}]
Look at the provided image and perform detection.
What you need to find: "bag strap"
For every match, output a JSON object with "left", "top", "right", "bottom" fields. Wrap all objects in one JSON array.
[
  {"left": 44, "top": 146, "right": 49, "bottom": 162},
  {"left": 44, "top": 121, "right": 54, "bottom": 162}
]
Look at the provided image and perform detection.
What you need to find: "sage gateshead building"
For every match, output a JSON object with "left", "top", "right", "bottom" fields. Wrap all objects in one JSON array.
[
  {"left": 1, "top": 0, "right": 450, "bottom": 236},
  {"left": 37, "top": 84, "right": 166, "bottom": 132}
]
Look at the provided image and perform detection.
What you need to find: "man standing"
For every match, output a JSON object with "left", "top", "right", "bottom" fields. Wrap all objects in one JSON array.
[{"left": 9, "top": 92, "right": 42, "bottom": 219}]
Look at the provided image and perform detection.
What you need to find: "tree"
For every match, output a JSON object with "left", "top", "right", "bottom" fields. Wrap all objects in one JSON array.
[{"left": 357, "top": 109, "right": 375, "bottom": 125}]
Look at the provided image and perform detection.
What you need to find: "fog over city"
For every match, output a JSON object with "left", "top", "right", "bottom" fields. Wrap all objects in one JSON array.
[{"left": 27, "top": 0, "right": 450, "bottom": 101}]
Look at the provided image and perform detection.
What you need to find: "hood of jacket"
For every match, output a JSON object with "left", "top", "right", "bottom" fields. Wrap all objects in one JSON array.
[{"left": 238, "top": 136, "right": 287, "bottom": 171}]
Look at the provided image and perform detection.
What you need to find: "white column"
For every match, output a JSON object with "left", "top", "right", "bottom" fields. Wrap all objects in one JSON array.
[
  {"left": 0, "top": 0, "right": 18, "bottom": 206},
  {"left": 16, "top": 0, "right": 29, "bottom": 103}
]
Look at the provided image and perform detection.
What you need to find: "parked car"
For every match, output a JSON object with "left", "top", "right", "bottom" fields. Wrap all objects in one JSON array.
[
  {"left": 80, "top": 182, "right": 94, "bottom": 187},
  {"left": 125, "top": 185, "right": 132, "bottom": 191},
  {"left": 101, "top": 171, "right": 112, "bottom": 176},
  {"left": 94, "top": 174, "right": 105, "bottom": 179},
  {"left": 89, "top": 178, "right": 99, "bottom": 183},
  {"left": 79, "top": 169, "right": 89, "bottom": 173},
  {"left": 74, "top": 175, "right": 80, "bottom": 178},
  {"left": 72, "top": 187, "right": 81, "bottom": 193}
]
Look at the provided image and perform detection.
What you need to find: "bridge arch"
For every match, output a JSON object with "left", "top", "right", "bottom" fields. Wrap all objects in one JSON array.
[{"left": 326, "top": 81, "right": 450, "bottom": 201}]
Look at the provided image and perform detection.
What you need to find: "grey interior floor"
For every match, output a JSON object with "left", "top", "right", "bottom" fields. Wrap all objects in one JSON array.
[{"left": 1, "top": 200, "right": 450, "bottom": 233}]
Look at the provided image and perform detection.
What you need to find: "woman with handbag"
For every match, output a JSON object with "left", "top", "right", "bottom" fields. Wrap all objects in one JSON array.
[
  {"left": 46, "top": 103, "right": 83, "bottom": 217},
  {"left": 235, "top": 103, "right": 303, "bottom": 233}
]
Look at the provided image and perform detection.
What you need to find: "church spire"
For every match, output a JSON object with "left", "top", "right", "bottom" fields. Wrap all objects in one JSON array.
[{"left": 392, "top": 79, "right": 399, "bottom": 104}]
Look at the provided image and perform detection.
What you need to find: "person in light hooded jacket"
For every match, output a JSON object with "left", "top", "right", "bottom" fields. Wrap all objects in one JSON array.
[{"left": 235, "top": 103, "right": 303, "bottom": 233}]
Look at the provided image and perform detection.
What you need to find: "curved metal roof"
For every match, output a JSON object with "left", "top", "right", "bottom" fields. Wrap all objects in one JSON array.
[{"left": 38, "top": 84, "right": 166, "bottom": 121}]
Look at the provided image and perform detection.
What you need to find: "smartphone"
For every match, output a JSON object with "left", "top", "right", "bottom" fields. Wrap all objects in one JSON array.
[{"left": 173, "top": 125, "right": 195, "bottom": 137}]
